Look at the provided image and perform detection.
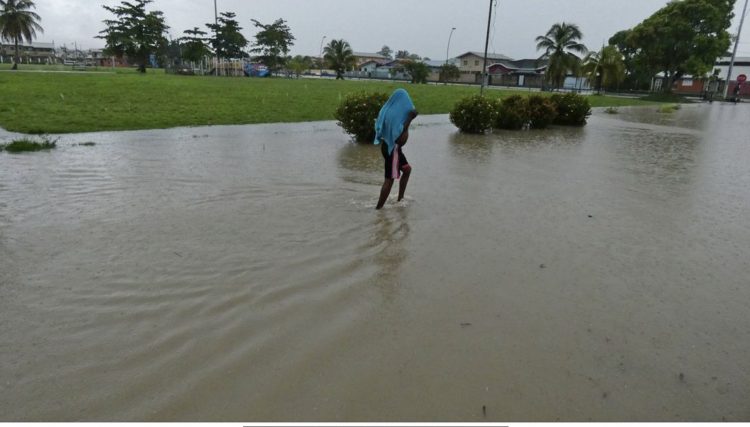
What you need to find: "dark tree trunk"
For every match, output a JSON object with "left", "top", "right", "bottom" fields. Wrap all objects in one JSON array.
[
  {"left": 12, "top": 38, "right": 19, "bottom": 70},
  {"left": 663, "top": 69, "right": 674, "bottom": 93}
]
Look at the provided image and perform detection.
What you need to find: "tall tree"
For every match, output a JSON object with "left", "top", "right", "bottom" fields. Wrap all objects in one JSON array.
[
  {"left": 323, "top": 39, "right": 355, "bottom": 80},
  {"left": 287, "top": 54, "right": 312, "bottom": 78},
  {"left": 98, "top": 0, "right": 168, "bottom": 73},
  {"left": 439, "top": 63, "right": 460, "bottom": 83},
  {"left": 206, "top": 12, "right": 248, "bottom": 59},
  {"left": 582, "top": 45, "right": 626, "bottom": 93},
  {"left": 395, "top": 50, "right": 410, "bottom": 59},
  {"left": 609, "top": 30, "right": 653, "bottom": 90},
  {"left": 180, "top": 27, "right": 211, "bottom": 64},
  {"left": 249, "top": 18, "right": 295, "bottom": 73},
  {"left": 625, "top": 0, "right": 735, "bottom": 92},
  {"left": 401, "top": 60, "right": 429, "bottom": 84},
  {"left": 0, "top": 0, "right": 43, "bottom": 70},
  {"left": 535, "top": 22, "right": 588, "bottom": 89},
  {"left": 377, "top": 45, "right": 392, "bottom": 60}
]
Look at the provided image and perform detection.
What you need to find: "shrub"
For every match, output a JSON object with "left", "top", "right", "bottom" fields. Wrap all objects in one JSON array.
[
  {"left": 334, "top": 91, "right": 389, "bottom": 142},
  {"left": 402, "top": 61, "right": 430, "bottom": 84},
  {"left": 495, "top": 95, "right": 529, "bottom": 130},
  {"left": 0, "top": 136, "right": 57, "bottom": 153},
  {"left": 526, "top": 95, "right": 558, "bottom": 129},
  {"left": 439, "top": 64, "right": 461, "bottom": 83},
  {"left": 550, "top": 93, "right": 592, "bottom": 126},
  {"left": 450, "top": 95, "right": 497, "bottom": 134}
]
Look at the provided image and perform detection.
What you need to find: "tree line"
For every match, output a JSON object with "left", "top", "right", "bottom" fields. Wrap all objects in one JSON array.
[
  {"left": 536, "top": 0, "right": 736, "bottom": 93},
  {"left": 0, "top": 0, "right": 738, "bottom": 92}
]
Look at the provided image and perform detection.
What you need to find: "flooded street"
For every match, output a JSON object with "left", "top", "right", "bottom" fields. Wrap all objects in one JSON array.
[{"left": 1, "top": 104, "right": 749, "bottom": 421}]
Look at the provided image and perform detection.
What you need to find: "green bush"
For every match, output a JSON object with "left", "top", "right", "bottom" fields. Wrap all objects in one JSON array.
[
  {"left": 334, "top": 91, "right": 389, "bottom": 142},
  {"left": 0, "top": 136, "right": 57, "bottom": 153},
  {"left": 526, "top": 95, "right": 558, "bottom": 129},
  {"left": 450, "top": 95, "right": 497, "bottom": 134},
  {"left": 550, "top": 93, "right": 591, "bottom": 126},
  {"left": 495, "top": 95, "right": 529, "bottom": 130}
]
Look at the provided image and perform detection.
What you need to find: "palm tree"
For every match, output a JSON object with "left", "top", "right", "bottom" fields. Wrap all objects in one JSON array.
[
  {"left": 323, "top": 39, "right": 355, "bottom": 80},
  {"left": 582, "top": 45, "right": 626, "bottom": 93},
  {"left": 0, "top": 0, "right": 43, "bottom": 70},
  {"left": 536, "top": 22, "right": 587, "bottom": 90}
]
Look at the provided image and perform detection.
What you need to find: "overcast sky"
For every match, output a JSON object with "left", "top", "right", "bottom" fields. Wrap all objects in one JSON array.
[{"left": 34, "top": 0, "right": 750, "bottom": 58}]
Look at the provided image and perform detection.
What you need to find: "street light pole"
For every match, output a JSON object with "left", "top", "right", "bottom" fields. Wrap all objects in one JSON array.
[
  {"left": 724, "top": 0, "right": 748, "bottom": 99},
  {"left": 480, "top": 0, "right": 493, "bottom": 95},
  {"left": 214, "top": 0, "right": 219, "bottom": 76},
  {"left": 446, "top": 27, "right": 456, "bottom": 64},
  {"left": 319, "top": 35, "right": 327, "bottom": 77}
]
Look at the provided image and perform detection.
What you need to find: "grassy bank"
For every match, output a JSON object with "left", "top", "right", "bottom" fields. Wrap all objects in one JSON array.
[{"left": 0, "top": 71, "right": 660, "bottom": 134}]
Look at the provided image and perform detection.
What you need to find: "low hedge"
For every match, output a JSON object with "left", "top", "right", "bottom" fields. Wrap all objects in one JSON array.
[
  {"left": 450, "top": 92, "right": 591, "bottom": 134},
  {"left": 335, "top": 91, "right": 389, "bottom": 142},
  {"left": 526, "top": 95, "right": 558, "bottom": 129},
  {"left": 449, "top": 95, "right": 498, "bottom": 134},
  {"left": 549, "top": 93, "right": 591, "bottom": 126},
  {"left": 495, "top": 95, "right": 528, "bottom": 130}
]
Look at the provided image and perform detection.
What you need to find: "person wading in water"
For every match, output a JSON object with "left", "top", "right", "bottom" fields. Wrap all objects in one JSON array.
[{"left": 374, "top": 89, "right": 418, "bottom": 210}]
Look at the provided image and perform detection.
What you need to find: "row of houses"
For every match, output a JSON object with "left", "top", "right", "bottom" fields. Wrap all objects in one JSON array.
[
  {"left": 348, "top": 50, "right": 750, "bottom": 95},
  {"left": 348, "top": 51, "right": 555, "bottom": 89},
  {"left": 0, "top": 41, "right": 126, "bottom": 67},
  {"left": 0, "top": 42, "right": 57, "bottom": 64}
]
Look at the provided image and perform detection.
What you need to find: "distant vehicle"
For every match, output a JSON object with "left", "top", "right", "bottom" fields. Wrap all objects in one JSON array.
[{"left": 244, "top": 63, "right": 270, "bottom": 77}]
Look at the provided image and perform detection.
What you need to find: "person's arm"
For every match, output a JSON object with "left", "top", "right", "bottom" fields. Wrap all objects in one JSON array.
[{"left": 396, "top": 110, "right": 419, "bottom": 147}]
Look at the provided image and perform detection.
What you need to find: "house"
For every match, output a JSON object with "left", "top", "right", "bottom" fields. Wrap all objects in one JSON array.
[
  {"left": 87, "top": 49, "right": 129, "bottom": 67},
  {"left": 352, "top": 52, "right": 388, "bottom": 67},
  {"left": 357, "top": 60, "right": 381, "bottom": 76},
  {"left": 488, "top": 58, "right": 548, "bottom": 88},
  {"left": 423, "top": 59, "right": 446, "bottom": 81},
  {"left": 454, "top": 52, "right": 552, "bottom": 86},
  {"left": 651, "top": 56, "right": 750, "bottom": 97},
  {"left": 715, "top": 56, "right": 750, "bottom": 98},
  {"left": 455, "top": 51, "right": 514, "bottom": 83},
  {"left": 0, "top": 41, "right": 56, "bottom": 64}
]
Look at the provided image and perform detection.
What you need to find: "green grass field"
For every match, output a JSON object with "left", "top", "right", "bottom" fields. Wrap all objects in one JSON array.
[{"left": 0, "top": 70, "right": 660, "bottom": 134}]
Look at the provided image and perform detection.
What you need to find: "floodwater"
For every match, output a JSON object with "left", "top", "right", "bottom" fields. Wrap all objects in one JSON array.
[{"left": 1, "top": 104, "right": 749, "bottom": 421}]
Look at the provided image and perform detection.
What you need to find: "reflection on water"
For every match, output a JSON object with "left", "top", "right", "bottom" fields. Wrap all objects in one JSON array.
[
  {"left": 611, "top": 104, "right": 711, "bottom": 130},
  {"left": 371, "top": 208, "right": 410, "bottom": 302},
  {"left": 337, "top": 142, "right": 382, "bottom": 186},
  {"left": 1, "top": 106, "right": 750, "bottom": 421}
]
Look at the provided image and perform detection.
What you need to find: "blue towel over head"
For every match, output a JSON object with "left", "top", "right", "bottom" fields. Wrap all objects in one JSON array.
[{"left": 374, "top": 89, "right": 416, "bottom": 155}]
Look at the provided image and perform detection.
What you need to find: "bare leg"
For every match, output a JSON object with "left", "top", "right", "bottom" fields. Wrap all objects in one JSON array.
[
  {"left": 398, "top": 166, "right": 411, "bottom": 201},
  {"left": 376, "top": 179, "right": 394, "bottom": 210}
]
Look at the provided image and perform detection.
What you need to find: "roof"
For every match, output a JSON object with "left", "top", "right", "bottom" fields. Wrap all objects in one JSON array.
[
  {"left": 716, "top": 56, "right": 750, "bottom": 66},
  {"left": 359, "top": 60, "right": 381, "bottom": 67},
  {"left": 1, "top": 41, "right": 55, "bottom": 49},
  {"left": 456, "top": 51, "right": 514, "bottom": 61},
  {"left": 489, "top": 58, "right": 548, "bottom": 75},
  {"left": 353, "top": 52, "right": 388, "bottom": 59},
  {"left": 510, "top": 58, "right": 547, "bottom": 69},
  {"left": 423, "top": 59, "right": 451, "bottom": 68}
]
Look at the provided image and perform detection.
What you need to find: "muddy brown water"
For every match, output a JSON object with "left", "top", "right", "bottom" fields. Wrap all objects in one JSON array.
[{"left": 1, "top": 104, "right": 749, "bottom": 421}]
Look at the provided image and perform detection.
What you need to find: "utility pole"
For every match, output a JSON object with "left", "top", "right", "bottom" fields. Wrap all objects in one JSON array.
[
  {"left": 480, "top": 0, "right": 493, "bottom": 95},
  {"left": 724, "top": 0, "right": 748, "bottom": 99}
]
